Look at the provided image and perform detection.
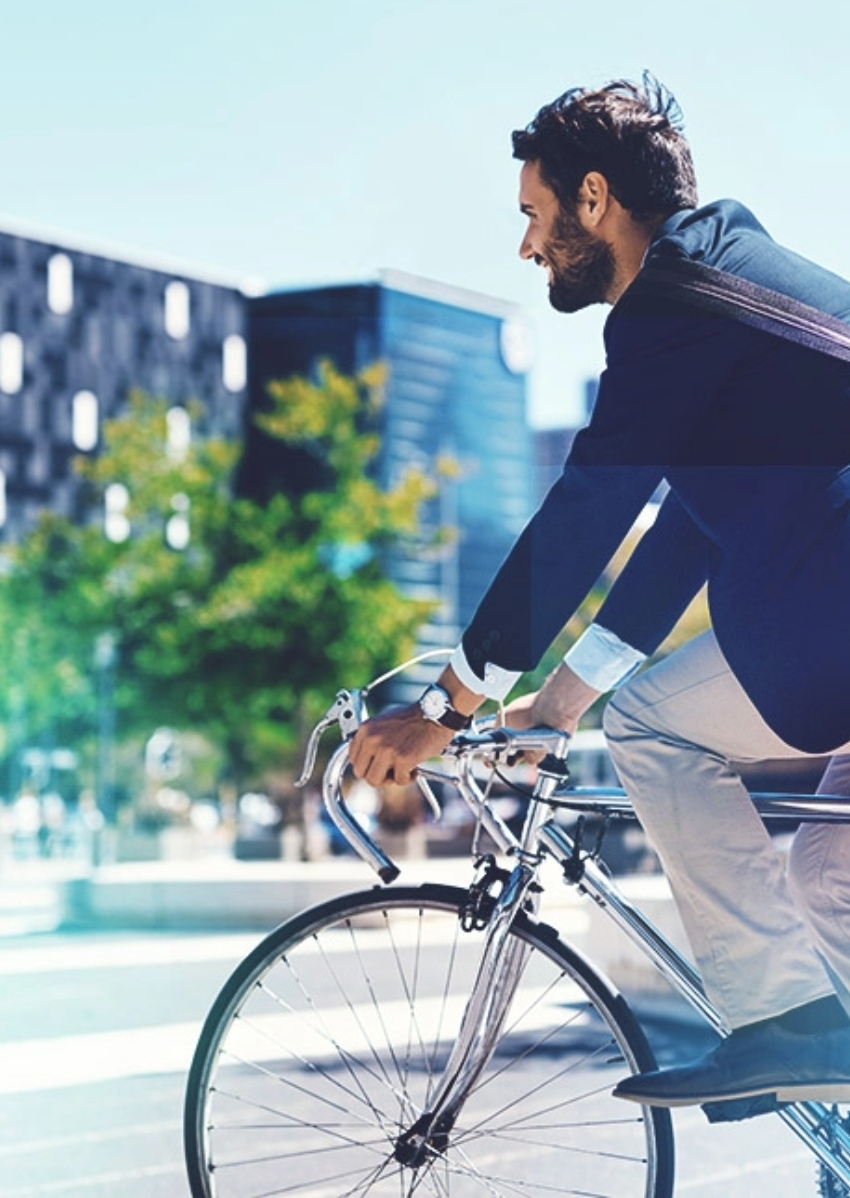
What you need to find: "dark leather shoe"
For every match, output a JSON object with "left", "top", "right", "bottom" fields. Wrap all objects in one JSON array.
[
  {"left": 701, "top": 1093, "right": 789, "bottom": 1123},
  {"left": 613, "top": 1021, "right": 850, "bottom": 1108}
]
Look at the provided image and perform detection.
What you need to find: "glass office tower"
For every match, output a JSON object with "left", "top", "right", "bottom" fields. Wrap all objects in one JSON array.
[{"left": 243, "top": 270, "right": 534, "bottom": 693}]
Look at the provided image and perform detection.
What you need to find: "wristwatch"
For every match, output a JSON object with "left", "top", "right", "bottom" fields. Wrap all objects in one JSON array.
[{"left": 418, "top": 684, "right": 473, "bottom": 731}]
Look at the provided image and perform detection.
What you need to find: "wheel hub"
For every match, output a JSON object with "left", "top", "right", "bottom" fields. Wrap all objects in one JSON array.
[{"left": 394, "top": 1111, "right": 453, "bottom": 1168}]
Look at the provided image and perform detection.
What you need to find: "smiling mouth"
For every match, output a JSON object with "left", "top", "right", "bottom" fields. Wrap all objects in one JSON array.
[{"left": 533, "top": 254, "right": 552, "bottom": 280}]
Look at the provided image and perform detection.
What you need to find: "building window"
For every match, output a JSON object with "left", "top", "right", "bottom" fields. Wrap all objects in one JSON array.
[
  {"left": 47, "top": 253, "right": 74, "bottom": 315},
  {"left": 104, "top": 482, "right": 130, "bottom": 543},
  {"left": 166, "top": 406, "right": 191, "bottom": 461},
  {"left": 222, "top": 333, "right": 247, "bottom": 392},
  {"left": 164, "top": 281, "right": 191, "bottom": 340},
  {"left": 0, "top": 332, "right": 23, "bottom": 394},
  {"left": 166, "top": 493, "right": 190, "bottom": 550},
  {"left": 72, "top": 390, "right": 99, "bottom": 451}
]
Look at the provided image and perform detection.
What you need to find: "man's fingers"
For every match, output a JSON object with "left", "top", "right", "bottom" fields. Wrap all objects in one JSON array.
[
  {"left": 349, "top": 703, "right": 454, "bottom": 788},
  {"left": 350, "top": 735, "right": 411, "bottom": 788},
  {"left": 363, "top": 753, "right": 414, "bottom": 788}
]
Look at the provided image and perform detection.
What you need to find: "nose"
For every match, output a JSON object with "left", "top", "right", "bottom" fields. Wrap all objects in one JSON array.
[{"left": 519, "top": 229, "right": 535, "bottom": 260}]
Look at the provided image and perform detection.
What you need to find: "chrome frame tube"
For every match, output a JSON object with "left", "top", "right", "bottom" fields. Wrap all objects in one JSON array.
[
  {"left": 321, "top": 742, "right": 400, "bottom": 883},
  {"left": 555, "top": 785, "right": 850, "bottom": 824},
  {"left": 537, "top": 823, "right": 720, "bottom": 1028},
  {"left": 319, "top": 728, "right": 850, "bottom": 1189},
  {"left": 537, "top": 823, "right": 850, "bottom": 1188},
  {"left": 780, "top": 1103, "right": 850, "bottom": 1188}
]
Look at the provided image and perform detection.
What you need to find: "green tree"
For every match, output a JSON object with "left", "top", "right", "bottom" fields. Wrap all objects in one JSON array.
[{"left": 0, "top": 364, "right": 435, "bottom": 807}]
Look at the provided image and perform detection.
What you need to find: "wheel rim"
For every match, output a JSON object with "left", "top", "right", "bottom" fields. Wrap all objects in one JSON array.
[{"left": 188, "top": 888, "right": 666, "bottom": 1196}]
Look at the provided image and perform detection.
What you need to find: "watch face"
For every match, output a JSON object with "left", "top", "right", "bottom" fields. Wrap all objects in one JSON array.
[{"left": 420, "top": 687, "right": 448, "bottom": 720}]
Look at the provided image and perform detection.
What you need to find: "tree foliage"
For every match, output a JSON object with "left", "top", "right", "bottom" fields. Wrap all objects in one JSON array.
[{"left": 0, "top": 364, "right": 435, "bottom": 804}]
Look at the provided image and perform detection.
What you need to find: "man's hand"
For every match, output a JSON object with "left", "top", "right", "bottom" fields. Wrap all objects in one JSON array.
[
  {"left": 349, "top": 704, "right": 456, "bottom": 787},
  {"left": 503, "top": 662, "right": 602, "bottom": 741},
  {"left": 350, "top": 666, "right": 484, "bottom": 787}
]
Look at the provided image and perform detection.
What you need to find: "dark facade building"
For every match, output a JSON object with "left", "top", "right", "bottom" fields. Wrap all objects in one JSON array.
[
  {"left": 0, "top": 221, "right": 535, "bottom": 687},
  {"left": 0, "top": 219, "right": 250, "bottom": 540},
  {"left": 242, "top": 271, "right": 534, "bottom": 688}
]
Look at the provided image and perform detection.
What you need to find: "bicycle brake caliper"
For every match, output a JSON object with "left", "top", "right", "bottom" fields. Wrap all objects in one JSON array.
[{"left": 460, "top": 855, "right": 511, "bottom": 932}]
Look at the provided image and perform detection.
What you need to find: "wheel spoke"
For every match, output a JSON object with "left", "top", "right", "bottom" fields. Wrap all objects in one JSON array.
[{"left": 185, "top": 886, "right": 673, "bottom": 1196}]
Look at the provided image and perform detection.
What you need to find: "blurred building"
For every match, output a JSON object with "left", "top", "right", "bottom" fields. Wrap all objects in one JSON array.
[
  {"left": 240, "top": 271, "right": 535, "bottom": 689},
  {"left": 0, "top": 219, "right": 250, "bottom": 540},
  {"left": 0, "top": 222, "right": 537, "bottom": 680},
  {"left": 532, "top": 377, "right": 598, "bottom": 500}
]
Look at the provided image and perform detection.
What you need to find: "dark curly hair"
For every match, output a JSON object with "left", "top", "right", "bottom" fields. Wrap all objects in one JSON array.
[{"left": 512, "top": 73, "right": 698, "bottom": 224}]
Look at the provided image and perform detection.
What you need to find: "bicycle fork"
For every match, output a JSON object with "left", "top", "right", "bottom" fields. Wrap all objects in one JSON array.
[
  {"left": 393, "top": 769, "right": 565, "bottom": 1170},
  {"left": 393, "top": 858, "right": 538, "bottom": 1167}
]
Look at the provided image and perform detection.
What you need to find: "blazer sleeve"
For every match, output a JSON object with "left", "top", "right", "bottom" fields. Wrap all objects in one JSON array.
[
  {"left": 593, "top": 490, "right": 719, "bottom": 655},
  {"left": 460, "top": 289, "right": 751, "bottom": 685}
]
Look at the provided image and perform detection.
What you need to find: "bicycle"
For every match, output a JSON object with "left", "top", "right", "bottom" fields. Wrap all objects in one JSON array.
[{"left": 184, "top": 674, "right": 850, "bottom": 1197}]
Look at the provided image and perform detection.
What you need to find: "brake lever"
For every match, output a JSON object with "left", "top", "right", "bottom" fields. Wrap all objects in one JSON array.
[{"left": 295, "top": 688, "right": 369, "bottom": 787}]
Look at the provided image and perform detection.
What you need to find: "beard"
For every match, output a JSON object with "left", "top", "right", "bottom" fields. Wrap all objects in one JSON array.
[{"left": 543, "top": 207, "right": 617, "bottom": 313}]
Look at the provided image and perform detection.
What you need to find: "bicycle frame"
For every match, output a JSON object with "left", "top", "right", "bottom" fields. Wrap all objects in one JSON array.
[{"left": 314, "top": 710, "right": 850, "bottom": 1189}]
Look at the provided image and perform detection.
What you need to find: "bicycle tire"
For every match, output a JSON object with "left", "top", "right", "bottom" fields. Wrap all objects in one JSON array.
[{"left": 184, "top": 883, "right": 675, "bottom": 1197}]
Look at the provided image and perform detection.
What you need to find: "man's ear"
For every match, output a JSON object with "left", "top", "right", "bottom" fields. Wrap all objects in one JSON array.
[{"left": 577, "top": 172, "right": 611, "bottom": 229}]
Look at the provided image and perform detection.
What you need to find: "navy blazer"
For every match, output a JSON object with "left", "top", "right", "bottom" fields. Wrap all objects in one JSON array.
[{"left": 461, "top": 200, "right": 850, "bottom": 753}]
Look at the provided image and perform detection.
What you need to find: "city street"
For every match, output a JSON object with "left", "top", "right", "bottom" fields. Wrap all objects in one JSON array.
[{"left": 0, "top": 923, "right": 831, "bottom": 1196}]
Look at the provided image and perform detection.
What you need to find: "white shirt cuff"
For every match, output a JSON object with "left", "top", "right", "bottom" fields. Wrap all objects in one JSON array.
[
  {"left": 563, "top": 624, "right": 646, "bottom": 692},
  {"left": 449, "top": 644, "right": 522, "bottom": 702}
]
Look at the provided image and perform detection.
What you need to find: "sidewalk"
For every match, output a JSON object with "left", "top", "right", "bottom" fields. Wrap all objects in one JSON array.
[
  {"left": 4, "top": 852, "right": 590, "bottom": 933},
  {"left": 0, "top": 852, "right": 699, "bottom": 1020},
  {"left": 0, "top": 850, "right": 696, "bottom": 1020},
  {"left": 0, "top": 859, "right": 89, "bottom": 937},
  {"left": 75, "top": 855, "right": 485, "bottom": 930}
]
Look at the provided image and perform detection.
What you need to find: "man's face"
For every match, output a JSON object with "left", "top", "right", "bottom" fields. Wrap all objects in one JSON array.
[{"left": 518, "top": 160, "right": 616, "bottom": 312}]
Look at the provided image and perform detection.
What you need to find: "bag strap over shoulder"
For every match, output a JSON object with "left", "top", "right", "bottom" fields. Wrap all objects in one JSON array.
[{"left": 638, "top": 256, "right": 850, "bottom": 365}]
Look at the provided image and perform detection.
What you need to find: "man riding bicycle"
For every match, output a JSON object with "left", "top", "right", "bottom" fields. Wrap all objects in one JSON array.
[{"left": 350, "top": 74, "right": 850, "bottom": 1113}]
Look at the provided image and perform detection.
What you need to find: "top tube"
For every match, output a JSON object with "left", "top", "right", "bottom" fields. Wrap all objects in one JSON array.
[{"left": 554, "top": 785, "right": 850, "bottom": 824}]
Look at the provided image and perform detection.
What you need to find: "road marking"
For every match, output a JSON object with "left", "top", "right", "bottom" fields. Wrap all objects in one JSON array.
[
  {"left": 0, "top": 1119, "right": 179, "bottom": 1158},
  {"left": 0, "top": 933, "right": 259, "bottom": 975},
  {"left": 0, "top": 982, "right": 588, "bottom": 1094},
  {"left": 675, "top": 1147, "right": 810, "bottom": 1189},
  {"left": 0, "top": 902, "right": 588, "bottom": 978},
  {"left": 3, "top": 1161, "right": 184, "bottom": 1196},
  {"left": 0, "top": 1021, "right": 201, "bottom": 1094}
]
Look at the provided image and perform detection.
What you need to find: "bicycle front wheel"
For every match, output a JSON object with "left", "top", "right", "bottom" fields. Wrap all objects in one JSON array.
[{"left": 185, "top": 883, "right": 674, "bottom": 1197}]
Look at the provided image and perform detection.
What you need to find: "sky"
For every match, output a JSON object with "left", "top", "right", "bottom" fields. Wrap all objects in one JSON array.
[{"left": 2, "top": 0, "right": 849, "bottom": 427}]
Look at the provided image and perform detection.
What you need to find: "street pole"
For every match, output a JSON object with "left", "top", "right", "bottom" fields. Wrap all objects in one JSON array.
[{"left": 95, "top": 632, "right": 117, "bottom": 825}]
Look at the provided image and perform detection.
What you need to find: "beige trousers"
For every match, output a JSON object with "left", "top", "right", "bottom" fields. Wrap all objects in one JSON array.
[{"left": 604, "top": 630, "right": 850, "bottom": 1029}]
